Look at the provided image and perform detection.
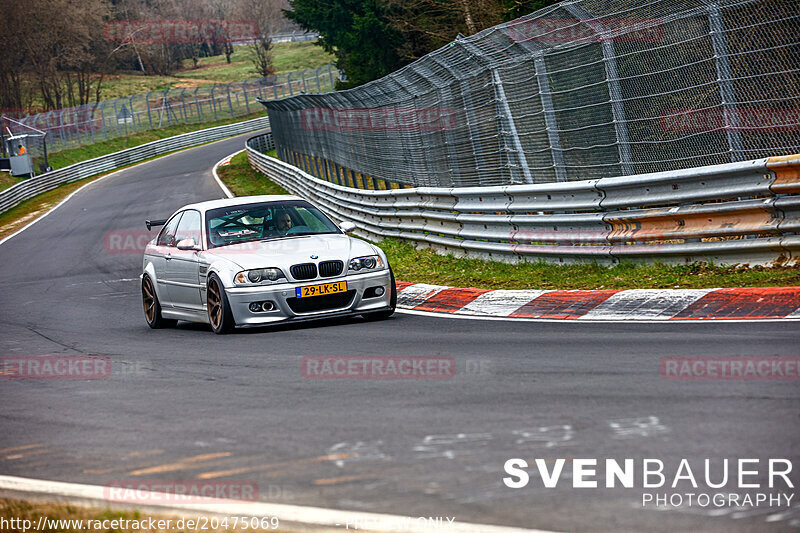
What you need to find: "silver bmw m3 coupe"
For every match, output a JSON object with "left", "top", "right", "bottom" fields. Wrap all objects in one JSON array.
[{"left": 141, "top": 195, "right": 396, "bottom": 333}]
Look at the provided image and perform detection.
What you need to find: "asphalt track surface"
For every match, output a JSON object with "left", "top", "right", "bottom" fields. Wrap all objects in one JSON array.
[{"left": 1, "top": 133, "right": 798, "bottom": 532}]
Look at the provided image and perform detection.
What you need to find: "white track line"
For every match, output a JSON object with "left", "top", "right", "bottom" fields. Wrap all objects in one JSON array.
[
  {"left": 211, "top": 149, "right": 242, "bottom": 199},
  {"left": 0, "top": 475, "right": 557, "bottom": 533}
]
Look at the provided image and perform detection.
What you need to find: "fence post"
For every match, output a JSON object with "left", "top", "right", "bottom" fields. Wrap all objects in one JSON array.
[
  {"left": 129, "top": 96, "right": 139, "bottom": 132},
  {"left": 88, "top": 104, "right": 96, "bottom": 144},
  {"left": 287, "top": 73, "right": 294, "bottom": 96},
  {"left": 491, "top": 68, "right": 533, "bottom": 184},
  {"left": 705, "top": 0, "right": 744, "bottom": 162},
  {"left": 563, "top": 3, "right": 633, "bottom": 176},
  {"left": 180, "top": 88, "right": 188, "bottom": 123},
  {"left": 211, "top": 86, "right": 219, "bottom": 120},
  {"left": 59, "top": 109, "right": 70, "bottom": 147},
  {"left": 145, "top": 91, "right": 155, "bottom": 129},
  {"left": 242, "top": 81, "right": 250, "bottom": 114},
  {"left": 328, "top": 64, "right": 334, "bottom": 89},
  {"left": 315, "top": 66, "right": 322, "bottom": 92},
  {"left": 98, "top": 104, "right": 108, "bottom": 140},
  {"left": 193, "top": 87, "right": 202, "bottom": 122},
  {"left": 533, "top": 53, "right": 567, "bottom": 182},
  {"left": 226, "top": 82, "right": 235, "bottom": 117}
]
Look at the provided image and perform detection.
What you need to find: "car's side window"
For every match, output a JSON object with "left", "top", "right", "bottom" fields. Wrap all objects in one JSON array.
[
  {"left": 175, "top": 210, "right": 202, "bottom": 247},
  {"left": 157, "top": 212, "right": 183, "bottom": 247}
]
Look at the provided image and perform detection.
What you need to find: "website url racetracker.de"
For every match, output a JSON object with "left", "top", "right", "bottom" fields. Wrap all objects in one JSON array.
[{"left": 0, "top": 515, "right": 280, "bottom": 532}]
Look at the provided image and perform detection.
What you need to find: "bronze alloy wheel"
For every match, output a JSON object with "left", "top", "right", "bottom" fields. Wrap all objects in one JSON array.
[
  {"left": 142, "top": 275, "right": 176, "bottom": 329},
  {"left": 206, "top": 274, "right": 234, "bottom": 334},
  {"left": 207, "top": 277, "right": 223, "bottom": 329},
  {"left": 142, "top": 276, "right": 156, "bottom": 323}
]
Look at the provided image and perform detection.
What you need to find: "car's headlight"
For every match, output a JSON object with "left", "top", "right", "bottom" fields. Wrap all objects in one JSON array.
[
  {"left": 348, "top": 255, "right": 384, "bottom": 272},
  {"left": 234, "top": 268, "right": 286, "bottom": 285}
]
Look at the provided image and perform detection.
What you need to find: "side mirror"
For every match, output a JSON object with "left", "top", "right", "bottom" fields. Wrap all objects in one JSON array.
[
  {"left": 340, "top": 221, "right": 356, "bottom": 233},
  {"left": 176, "top": 238, "right": 200, "bottom": 251}
]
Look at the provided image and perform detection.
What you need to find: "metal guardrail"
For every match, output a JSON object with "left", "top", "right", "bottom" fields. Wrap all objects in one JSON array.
[
  {"left": 247, "top": 133, "right": 800, "bottom": 266},
  {"left": 0, "top": 116, "right": 270, "bottom": 214}
]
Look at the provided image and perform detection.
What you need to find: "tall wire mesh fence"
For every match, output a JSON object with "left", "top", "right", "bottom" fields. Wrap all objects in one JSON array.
[
  {"left": 266, "top": 0, "right": 800, "bottom": 188},
  {"left": 1, "top": 64, "right": 338, "bottom": 160}
]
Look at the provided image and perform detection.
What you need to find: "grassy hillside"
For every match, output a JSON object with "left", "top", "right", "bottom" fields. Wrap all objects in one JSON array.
[{"left": 21, "top": 42, "right": 334, "bottom": 110}]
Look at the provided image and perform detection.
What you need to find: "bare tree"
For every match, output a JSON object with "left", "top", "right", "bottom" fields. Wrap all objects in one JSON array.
[{"left": 237, "top": 0, "right": 286, "bottom": 78}]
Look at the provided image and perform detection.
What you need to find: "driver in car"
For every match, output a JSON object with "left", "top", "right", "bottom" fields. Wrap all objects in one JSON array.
[{"left": 276, "top": 210, "right": 293, "bottom": 234}]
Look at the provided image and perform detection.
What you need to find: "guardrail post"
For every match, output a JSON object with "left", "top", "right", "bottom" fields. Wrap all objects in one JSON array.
[
  {"left": 563, "top": 3, "right": 633, "bottom": 176},
  {"left": 705, "top": 0, "right": 744, "bottom": 163},
  {"left": 533, "top": 53, "right": 567, "bottom": 182},
  {"left": 333, "top": 163, "right": 343, "bottom": 185}
]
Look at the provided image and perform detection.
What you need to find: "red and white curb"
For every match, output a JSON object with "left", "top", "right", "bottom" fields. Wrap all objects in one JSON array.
[{"left": 395, "top": 283, "right": 800, "bottom": 321}]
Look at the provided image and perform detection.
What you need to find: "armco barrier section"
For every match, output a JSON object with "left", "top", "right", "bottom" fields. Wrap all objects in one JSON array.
[
  {"left": 247, "top": 133, "right": 800, "bottom": 266},
  {"left": 0, "top": 117, "right": 270, "bottom": 214}
]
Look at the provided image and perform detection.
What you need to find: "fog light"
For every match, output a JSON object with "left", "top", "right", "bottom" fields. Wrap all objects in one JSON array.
[
  {"left": 249, "top": 302, "right": 262, "bottom": 312},
  {"left": 374, "top": 287, "right": 385, "bottom": 297},
  {"left": 262, "top": 301, "right": 276, "bottom": 311}
]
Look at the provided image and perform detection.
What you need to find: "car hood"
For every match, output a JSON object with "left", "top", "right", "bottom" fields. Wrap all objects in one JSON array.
[{"left": 203, "top": 234, "right": 376, "bottom": 271}]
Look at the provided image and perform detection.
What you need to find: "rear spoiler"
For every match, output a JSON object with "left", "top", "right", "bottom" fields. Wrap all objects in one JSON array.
[{"left": 145, "top": 219, "right": 167, "bottom": 231}]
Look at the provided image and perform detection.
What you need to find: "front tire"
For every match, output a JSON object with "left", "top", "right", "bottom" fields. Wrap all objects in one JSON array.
[
  {"left": 142, "top": 275, "right": 177, "bottom": 329},
  {"left": 207, "top": 273, "right": 235, "bottom": 334},
  {"left": 363, "top": 267, "right": 396, "bottom": 321}
]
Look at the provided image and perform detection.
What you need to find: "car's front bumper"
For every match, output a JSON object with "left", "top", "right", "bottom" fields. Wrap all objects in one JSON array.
[{"left": 225, "top": 269, "right": 392, "bottom": 327}]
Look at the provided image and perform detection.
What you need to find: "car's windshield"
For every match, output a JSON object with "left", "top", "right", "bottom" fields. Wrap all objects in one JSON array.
[{"left": 205, "top": 199, "right": 340, "bottom": 249}]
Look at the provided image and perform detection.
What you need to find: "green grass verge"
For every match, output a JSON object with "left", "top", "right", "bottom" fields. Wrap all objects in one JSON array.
[
  {"left": 0, "top": 172, "right": 24, "bottom": 192},
  {"left": 0, "top": 174, "right": 103, "bottom": 241},
  {"left": 217, "top": 150, "right": 288, "bottom": 196},
  {"left": 32, "top": 111, "right": 267, "bottom": 171},
  {"left": 218, "top": 153, "right": 800, "bottom": 290}
]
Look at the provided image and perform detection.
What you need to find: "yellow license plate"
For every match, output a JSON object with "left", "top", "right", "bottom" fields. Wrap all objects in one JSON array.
[{"left": 296, "top": 281, "right": 347, "bottom": 298}]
